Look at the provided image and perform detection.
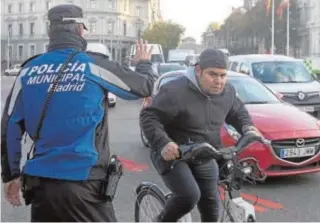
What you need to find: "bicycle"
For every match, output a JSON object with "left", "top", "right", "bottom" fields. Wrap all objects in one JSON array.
[{"left": 134, "top": 133, "right": 267, "bottom": 222}]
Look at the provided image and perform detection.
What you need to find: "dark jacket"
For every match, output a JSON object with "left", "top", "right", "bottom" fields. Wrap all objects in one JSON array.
[
  {"left": 1, "top": 31, "right": 155, "bottom": 183},
  {"left": 140, "top": 68, "right": 253, "bottom": 173}
]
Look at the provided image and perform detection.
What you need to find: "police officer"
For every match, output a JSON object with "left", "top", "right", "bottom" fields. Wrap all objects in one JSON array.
[{"left": 1, "top": 4, "right": 155, "bottom": 222}]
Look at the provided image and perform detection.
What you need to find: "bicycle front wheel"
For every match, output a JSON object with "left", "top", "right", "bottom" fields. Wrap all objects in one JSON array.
[
  {"left": 135, "top": 185, "right": 193, "bottom": 222},
  {"left": 135, "top": 184, "right": 166, "bottom": 222}
]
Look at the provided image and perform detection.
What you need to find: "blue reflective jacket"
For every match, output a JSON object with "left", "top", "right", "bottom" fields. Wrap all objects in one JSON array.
[{"left": 1, "top": 48, "right": 155, "bottom": 182}]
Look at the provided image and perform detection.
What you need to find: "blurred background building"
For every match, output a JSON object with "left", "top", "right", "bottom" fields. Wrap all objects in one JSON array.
[{"left": 0, "top": 0, "right": 162, "bottom": 68}]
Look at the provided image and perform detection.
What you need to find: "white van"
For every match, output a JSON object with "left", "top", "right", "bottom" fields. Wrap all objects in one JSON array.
[
  {"left": 168, "top": 49, "right": 195, "bottom": 64},
  {"left": 129, "top": 44, "right": 165, "bottom": 70},
  {"left": 86, "top": 43, "right": 116, "bottom": 107}
]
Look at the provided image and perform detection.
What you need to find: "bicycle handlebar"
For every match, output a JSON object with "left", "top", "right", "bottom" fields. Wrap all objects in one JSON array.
[
  {"left": 171, "top": 132, "right": 267, "bottom": 182},
  {"left": 177, "top": 132, "right": 264, "bottom": 162}
]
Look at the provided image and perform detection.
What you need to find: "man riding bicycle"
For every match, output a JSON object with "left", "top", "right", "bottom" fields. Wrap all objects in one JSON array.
[{"left": 140, "top": 49, "right": 261, "bottom": 222}]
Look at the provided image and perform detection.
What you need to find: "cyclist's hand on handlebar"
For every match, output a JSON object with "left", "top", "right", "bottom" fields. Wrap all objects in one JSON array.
[{"left": 161, "top": 142, "right": 180, "bottom": 161}]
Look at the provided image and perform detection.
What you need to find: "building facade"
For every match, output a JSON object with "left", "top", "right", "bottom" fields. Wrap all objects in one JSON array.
[
  {"left": 297, "top": 0, "right": 320, "bottom": 57},
  {"left": 0, "top": 0, "right": 161, "bottom": 69}
]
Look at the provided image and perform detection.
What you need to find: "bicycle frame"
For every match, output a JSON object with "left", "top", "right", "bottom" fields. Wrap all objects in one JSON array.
[{"left": 219, "top": 182, "right": 256, "bottom": 222}]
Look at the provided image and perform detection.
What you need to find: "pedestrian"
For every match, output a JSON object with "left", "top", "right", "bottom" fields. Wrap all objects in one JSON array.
[
  {"left": 140, "top": 48, "right": 261, "bottom": 222},
  {"left": 1, "top": 4, "right": 155, "bottom": 222}
]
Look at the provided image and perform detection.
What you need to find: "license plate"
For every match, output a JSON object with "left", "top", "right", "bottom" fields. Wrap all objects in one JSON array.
[
  {"left": 299, "top": 106, "right": 315, "bottom": 112},
  {"left": 280, "top": 147, "right": 315, "bottom": 158}
]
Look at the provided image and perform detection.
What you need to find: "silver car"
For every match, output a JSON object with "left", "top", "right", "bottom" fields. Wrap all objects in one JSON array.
[{"left": 229, "top": 54, "right": 320, "bottom": 118}]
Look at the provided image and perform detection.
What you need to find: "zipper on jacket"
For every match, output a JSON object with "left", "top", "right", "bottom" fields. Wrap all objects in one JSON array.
[{"left": 205, "top": 97, "right": 211, "bottom": 133}]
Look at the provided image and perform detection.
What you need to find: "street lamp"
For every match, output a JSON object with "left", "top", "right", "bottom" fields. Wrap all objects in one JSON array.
[{"left": 135, "top": 18, "right": 144, "bottom": 39}]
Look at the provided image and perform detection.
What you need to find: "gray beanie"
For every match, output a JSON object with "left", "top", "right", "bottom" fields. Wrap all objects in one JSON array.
[{"left": 198, "top": 49, "right": 229, "bottom": 70}]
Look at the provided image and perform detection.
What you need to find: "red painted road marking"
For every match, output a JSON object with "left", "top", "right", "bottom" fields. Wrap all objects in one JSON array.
[
  {"left": 254, "top": 205, "right": 267, "bottom": 212},
  {"left": 241, "top": 193, "right": 284, "bottom": 209},
  {"left": 218, "top": 186, "right": 283, "bottom": 212},
  {"left": 118, "top": 157, "right": 148, "bottom": 172}
]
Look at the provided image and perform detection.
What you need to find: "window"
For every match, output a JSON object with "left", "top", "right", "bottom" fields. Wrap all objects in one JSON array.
[
  {"left": 107, "top": 21, "right": 114, "bottom": 34},
  {"left": 228, "top": 77, "right": 280, "bottom": 104},
  {"left": 30, "top": 2, "right": 35, "bottom": 12},
  {"left": 108, "top": 0, "right": 113, "bottom": 9},
  {"left": 158, "top": 76, "right": 181, "bottom": 90},
  {"left": 90, "top": 0, "right": 96, "bottom": 8},
  {"left": 46, "top": 1, "right": 51, "bottom": 10},
  {"left": 8, "top": 24, "right": 12, "bottom": 36},
  {"left": 230, "top": 62, "right": 239, "bottom": 71},
  {"left": 123, "top": 21, "right": 127, "bottom": 36},
  {"left": 89, "top": 22, "right": 96, "bottom": 33},
  {"left": 18, "top": 45, "right": 24, "bottom": 59},
  {"left": 239, "top": 63, "right": 249, "bottom": 75},
  {"left": 30, "top": 45, "right": 35, "bottom": 56},
  {"left": 251, "top": 61, "right": 314, "bottom": 83},
  {"left": 158, "top": 64, "right": 187, "bottom": 75},
  {"left": 136, "top": 6, "right": 141, "bottom": 16},
  {"left": 8, "top": 4, "right": 12, "bottom": 13},
  {"left": 66, "top": 0, "right": 73, "bottom": 3},
  {"left": 19, "top": 3, "right": 23, "bottom": 12},
  {"left": 124, "top": 0, "right": 127, "bottom": 11},
  {"left": 19, "top": 23, "right": 23, "bottom": 36},
  {"left": 30, "top": 22, "right": 35, "bottom": 35}
]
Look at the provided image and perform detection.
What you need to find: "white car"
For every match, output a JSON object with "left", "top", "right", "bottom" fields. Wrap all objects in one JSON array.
[
  {"left": 4, "top": 64, "right": 21, "bottom": 76},
  {"left": 86, "top": 42, "right": 116, "bottom": 107}
]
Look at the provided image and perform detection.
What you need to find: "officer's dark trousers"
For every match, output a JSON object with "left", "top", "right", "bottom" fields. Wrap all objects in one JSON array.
[
  {"left": 30, "top": 179, "right": 117, "bottom": 222},
  {"left": 159, "top": 159, "right": 220, "bottom": 222}
]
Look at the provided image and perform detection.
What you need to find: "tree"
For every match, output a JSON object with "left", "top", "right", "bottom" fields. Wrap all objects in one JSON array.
[
  {"left": 142, "top": 21, "right": 185, "bottom": 60},
  {"left": 214, "top": 0, "right": 299, "bottom": 55}
]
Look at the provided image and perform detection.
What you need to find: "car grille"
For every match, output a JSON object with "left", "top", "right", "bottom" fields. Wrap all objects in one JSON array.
[
  {"left": 271, "top": 138, "right": 320, "bottom": 163},
  {"left": 281, "top": 95, "right": 320, "bottom": 118}
]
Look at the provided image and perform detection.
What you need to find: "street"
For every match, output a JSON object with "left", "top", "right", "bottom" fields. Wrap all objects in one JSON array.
[{"left": 1, "top": 76, "right": 320, "bottom": 222}]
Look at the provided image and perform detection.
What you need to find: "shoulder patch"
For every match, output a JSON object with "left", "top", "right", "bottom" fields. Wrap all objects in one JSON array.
[
  {"left": 86, "top": 51, "right": 110, "bottom": 60},
  {"left": 21, "top": 54, "right": 42, "bottom": 67}
]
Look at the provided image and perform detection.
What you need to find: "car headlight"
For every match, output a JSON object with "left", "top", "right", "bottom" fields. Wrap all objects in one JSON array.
[
  {"left": 317, "top": 120, "right": 320, "bottom": 128},
  {"left": 225, "top": 124, "right": 272, "bottom": 146},
  {"left": 224, "top": 124, "right": 241, "bottom": 140}
]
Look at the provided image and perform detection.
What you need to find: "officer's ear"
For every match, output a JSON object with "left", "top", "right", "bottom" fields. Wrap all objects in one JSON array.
[{"left": 77, "top": 24, "right": 85, "bottom": 36}]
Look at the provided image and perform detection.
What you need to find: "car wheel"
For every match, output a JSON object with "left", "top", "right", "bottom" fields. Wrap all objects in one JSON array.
[
  {"left": 108, "top": 103, "right": 116, "bottom": 108},
  {"left": 140, "top": 128, "right": 150, "bottom": 148}
]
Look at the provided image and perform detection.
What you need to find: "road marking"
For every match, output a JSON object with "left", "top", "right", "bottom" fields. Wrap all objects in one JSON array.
[
  {"left": 118, "top": 157, "right": 148, "bottom": 172},
  {"left": 218, "top": 186, "right": 284, "bottom": 213},
  {"left": 117, "top": 158, "right": 284, "bottom": 212},
  {"left": 241, "top": 193, "right": 284, "bottom": 209},
  {"left": 254, "top": 205, "right": 267, "bottom": 212}
]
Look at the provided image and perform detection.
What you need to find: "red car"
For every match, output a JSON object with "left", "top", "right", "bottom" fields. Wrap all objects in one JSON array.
[{"left": 140, "top": 70, "right": 320, "bottom": 177}]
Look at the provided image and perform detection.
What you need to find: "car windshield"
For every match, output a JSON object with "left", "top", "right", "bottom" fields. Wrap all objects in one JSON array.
[
  {"left": 159, "top": 65, "right": 186, "bottom": 75},
  {"left": 130, "top": 55, "right": 163, "bottom": 67},
  {"left": 228, "top": 77, "right": 280, "bottom": 104},
  {"left": 251, "top": 61, "right": 314, "bottom": 83},
  {"left": 157, "top": 76, "right": 181, "bottom": 90}
]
